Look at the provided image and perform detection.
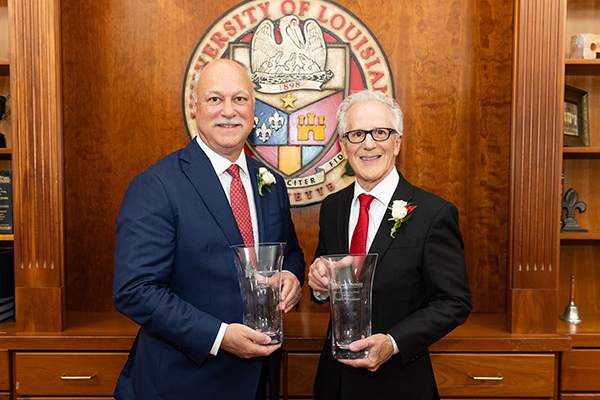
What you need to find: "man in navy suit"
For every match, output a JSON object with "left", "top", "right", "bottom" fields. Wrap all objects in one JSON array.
[
  {"left": 308, "top": 90, "right": 471, "bottom": 399},
  {"left": 113, "top": 59, "right": 305, "bottom": 399}
]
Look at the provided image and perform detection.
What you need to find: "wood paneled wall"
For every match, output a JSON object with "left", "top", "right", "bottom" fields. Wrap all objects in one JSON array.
[
  {"left": 508, "top": 0, "right": 564, "bottom": 333},
  {"left": 60, "top": 0, "right": 514, "bottom": 313},
  {"left": 10, "top": 0, "right": 66, "bottom": 331}
]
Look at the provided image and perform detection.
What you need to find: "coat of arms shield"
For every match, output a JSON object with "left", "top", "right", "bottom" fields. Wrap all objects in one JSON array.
[{"left": 183, "top": 0, "right": 394, "bottom": 206}]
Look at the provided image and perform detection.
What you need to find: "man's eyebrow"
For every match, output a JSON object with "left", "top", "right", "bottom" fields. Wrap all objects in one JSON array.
[
  {"left": 232, "top": 89, "right": 251, "bottom": 97},
  {"left": 204, "top": 89, "right": 251, "bottom": 97}
]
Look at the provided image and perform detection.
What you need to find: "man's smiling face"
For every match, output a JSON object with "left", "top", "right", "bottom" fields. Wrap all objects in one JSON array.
[
  {"left": 340, "top": 99, "right": 402, "bottom": 192},
  {"left": 193, "top": 59, "right": 255, "bottom": 162}
]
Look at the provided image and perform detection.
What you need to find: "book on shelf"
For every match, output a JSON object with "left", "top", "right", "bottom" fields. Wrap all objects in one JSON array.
[
  {"left": 0, "top": 295, "right": 14, "bottom": 323},
  {"left": 0, "top": 170, "right": 12, "bottom": 234},
  {"left": 0, "top": 250, "right": 14, "bottom": 323},
  {"left": 0, "top": 250, "right": 14, "bottom": 299}
]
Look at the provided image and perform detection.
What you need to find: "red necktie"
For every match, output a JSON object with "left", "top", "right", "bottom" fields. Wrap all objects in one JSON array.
[
  {"left": 350, "top": 194, "right": 375, "bottom": 254},
  {"left": 227, "top": 164, "right": 255, "bottom": 247}
]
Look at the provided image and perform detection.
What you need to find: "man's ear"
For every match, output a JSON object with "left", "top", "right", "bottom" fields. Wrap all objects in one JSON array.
[
  {"left": 191, "top": 96, "right": 198, "bottom": 114},
  {"left": 394, "top": 134, "right": 402, "bottom": 156},
  {"left": 340, "top": 137, "right": 349, "bottom": 159}
]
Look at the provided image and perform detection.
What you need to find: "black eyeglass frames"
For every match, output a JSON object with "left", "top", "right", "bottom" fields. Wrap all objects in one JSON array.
[{"left": 342, "top": 128, "right": 395, "bottom": 144}]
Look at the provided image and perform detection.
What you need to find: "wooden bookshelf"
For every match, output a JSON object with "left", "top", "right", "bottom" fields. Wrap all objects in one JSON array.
[{"left": 566, "top": 59, "right": 600, "bottom": 76}]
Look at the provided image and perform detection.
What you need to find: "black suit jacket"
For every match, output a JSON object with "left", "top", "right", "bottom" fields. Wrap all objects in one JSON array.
[{"left": 312, "top": 172, "right": 471, "bottom": 400}]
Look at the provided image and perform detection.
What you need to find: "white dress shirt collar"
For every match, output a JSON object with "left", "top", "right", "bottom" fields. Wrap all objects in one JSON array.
[
  {"left": 348, "top": 169, "right": 400, "bottom": 254},
  {"left": 352, "top": 169, "right": 400, "bottom": 206},
  {"left": 195, "top": 135, "right": 250, "bottom": 178}
]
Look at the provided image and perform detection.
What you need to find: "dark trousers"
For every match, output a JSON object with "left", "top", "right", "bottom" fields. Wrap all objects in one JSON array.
[{"left": 255, "top": 351, "right": 281, "bottom": 400}]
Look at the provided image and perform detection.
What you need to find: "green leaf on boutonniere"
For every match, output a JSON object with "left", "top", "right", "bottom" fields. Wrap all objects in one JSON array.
[{"left": 388, "top": 202, "right": 416, "bottom": 238}]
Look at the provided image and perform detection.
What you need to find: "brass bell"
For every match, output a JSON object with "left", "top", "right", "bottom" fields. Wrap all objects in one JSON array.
[{"left": 559, "top": 275, "right": 582, "bottom": 323}]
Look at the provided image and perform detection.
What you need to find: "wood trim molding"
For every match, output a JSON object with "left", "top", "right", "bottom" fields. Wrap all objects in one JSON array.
[
  {"left": 9, "top": 0, "right": 65, "bottom": 332},
  {"left": 509, "top": 0, "right": 564, "bottom": 333}
]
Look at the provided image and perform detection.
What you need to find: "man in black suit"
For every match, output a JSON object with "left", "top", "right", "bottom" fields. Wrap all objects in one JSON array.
[{"left": 308, "top": 90, "right": 471, "bottom": 399}]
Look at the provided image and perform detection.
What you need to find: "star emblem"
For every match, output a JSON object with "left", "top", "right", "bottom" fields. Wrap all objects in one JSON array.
[{"left": 280, "top": 92, "right": 297, "bottom": 109}]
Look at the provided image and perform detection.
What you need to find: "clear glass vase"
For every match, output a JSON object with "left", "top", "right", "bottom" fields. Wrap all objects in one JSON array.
[
  {"left": 321, "top": 253, "right": 378, "bottom": 359},
  {"left": 231, "top": 242, "right": 286, "bottom": 345}
]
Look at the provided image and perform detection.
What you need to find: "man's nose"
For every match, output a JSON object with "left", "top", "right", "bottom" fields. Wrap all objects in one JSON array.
[
  {"left": 362, "top": 134, "right": 376, "bottom": 149},
  {"left": 221, "top": 98, "right": 236, "bottom": 117}
]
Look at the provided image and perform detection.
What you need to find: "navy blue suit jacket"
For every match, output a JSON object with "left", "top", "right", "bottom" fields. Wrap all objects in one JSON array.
[{"left": 113, "top": 139, "right": 305, "bottom": 399}]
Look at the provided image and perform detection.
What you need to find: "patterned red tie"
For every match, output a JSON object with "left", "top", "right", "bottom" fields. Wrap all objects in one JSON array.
[
  {"left": 227, "top": 164, "right": 255, "bottom": 247},
  {"left": 350, "top": 194, "right": 375, "bottom": 254}
]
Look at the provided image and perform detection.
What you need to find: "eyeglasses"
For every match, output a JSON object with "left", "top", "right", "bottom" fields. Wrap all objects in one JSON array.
[{"left": 342, "top": 128, "right": 395, "bottom": 144}]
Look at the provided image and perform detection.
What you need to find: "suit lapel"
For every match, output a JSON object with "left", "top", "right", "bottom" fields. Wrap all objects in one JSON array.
[
  {"left": 336, "top": 184, "right": 354, "bottom": 253},
  {"left": 179, "top": 140, "right": 243, "bottom": 246},
  {"left": 369, "top": 173, "right": 415, "bottom": 258},
  {"left": 246, "top": 157, "right": 266, "bottom": 241}
]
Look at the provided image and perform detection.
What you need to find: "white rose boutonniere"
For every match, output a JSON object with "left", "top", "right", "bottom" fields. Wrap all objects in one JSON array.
[
  {"left": 256, "top": 167, "right": 276, "bottom": 196},
  {"left": 388, "top": 200, "right": 416, "bottom": 238}
]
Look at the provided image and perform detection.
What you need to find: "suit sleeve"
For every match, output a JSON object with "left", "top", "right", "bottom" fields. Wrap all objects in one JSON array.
[
  {"left": 113, "top": 170, "right": 222, "bottom": 367},
  {"left": 387, "top": 202, "right": 472, "bottom": 367}
]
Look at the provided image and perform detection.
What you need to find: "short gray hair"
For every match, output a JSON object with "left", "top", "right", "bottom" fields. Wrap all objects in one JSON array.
[
  {"left": 336, "top": 90, "right": 403, "bottom": 138},
  {"left": 192, "top": 59, "right": 253, "bottom": 102}
]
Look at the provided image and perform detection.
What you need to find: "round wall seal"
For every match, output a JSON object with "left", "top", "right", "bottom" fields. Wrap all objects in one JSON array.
[{"left": 183, "top": 0, "right": 394, "bottom": 206}]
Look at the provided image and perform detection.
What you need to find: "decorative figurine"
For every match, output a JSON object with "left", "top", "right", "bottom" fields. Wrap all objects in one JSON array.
[
  {"left": 561, "top": 188, "right": 588, "bottom": 232},
  {"left": 570, "top": 33, "right": 600, "bottom": 59}
]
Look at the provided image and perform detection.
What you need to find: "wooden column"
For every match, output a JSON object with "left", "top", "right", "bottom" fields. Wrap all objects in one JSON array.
[
  {"left": 509, "top": 0, "right": 564, "bottom": 333},
  {"left": 9, "top": 0, "right": 65, "bottom": 332}
]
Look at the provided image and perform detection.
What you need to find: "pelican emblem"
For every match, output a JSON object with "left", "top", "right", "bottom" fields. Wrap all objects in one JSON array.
[{"left": 251, "top": 15, "right": 333, "bottom": 93}]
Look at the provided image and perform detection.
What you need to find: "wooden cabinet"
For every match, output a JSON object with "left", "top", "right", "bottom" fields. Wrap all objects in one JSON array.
[
  {"left": 560, "top": 349, "right": 600, "bottom": 400},
  {"left": 432, "top": 353, "right": 556, "bottom": 398},
  {"left": 0, "top": 349, "right": 9, "bottom": 398},
  {"left": 16, "top": 398, "right": 113, "bottom": 400},
  {"left": 0, "top": 0, "right": 12, "bottom": 247},
  {"left": 558, "top": 0, "right": 600, "bottom": 396},
  {"left": 0, "top": 313, "right": 137, "bottom": 399},
  {"left": 284, "top": 351, "right": 559, "bottom": 399},
  {"left": 0, "top": 0, "right": 594, "bottom": 399},
  {"left": 560, "top": 0, "right": 600, "bottom": 323},
  {"left": 286, "top": 353, "right": 320, "bottom": 397},
  {"left": 278, "top": 313, "right": 570, "bottom": 400},
  {"left": 14, "top": 352, "right": 127, "bottom": 397},
  {"left": 561, "top": 349, "right": 600, "bottom": 393}
]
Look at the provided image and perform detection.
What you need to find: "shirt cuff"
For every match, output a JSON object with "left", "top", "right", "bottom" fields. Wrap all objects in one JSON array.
[
  {"left": 387, "top": 333, "right": 399, "bottom": 355},
  {"left": 210, "top": 322, "right": 228, "bottom": 356},
  {"left": 313, "top": 289, "right": 329, "bottom": 301}
]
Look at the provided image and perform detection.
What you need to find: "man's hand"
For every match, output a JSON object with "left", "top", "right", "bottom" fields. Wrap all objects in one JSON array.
[
  {"left": 338, "top": 334, "right": 394, "bottom": 372},
  {"left": 308, "top": 258, "right": 329, "bottom": 293},
  {"left": 279, "top": 271, "right": 302, "bottom": 313},
  {"left": 220, "top": 323, "right": 281, "bottom": 359}
]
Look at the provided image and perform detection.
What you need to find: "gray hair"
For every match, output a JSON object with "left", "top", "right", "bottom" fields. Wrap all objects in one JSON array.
[
  {"left": 336, "top": 90, "right": 403, "bottom": 138},
  {"left": 192, "top": 59, "right": 253, "bottom": 102}
]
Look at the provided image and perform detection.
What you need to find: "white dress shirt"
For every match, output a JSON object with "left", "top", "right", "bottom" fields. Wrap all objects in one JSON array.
[
  {"left": 196, "top": 135, "right": 260, "bottom": 356},
  {"left": 348, "top": 170, "right": 399, "bottom": 252}
]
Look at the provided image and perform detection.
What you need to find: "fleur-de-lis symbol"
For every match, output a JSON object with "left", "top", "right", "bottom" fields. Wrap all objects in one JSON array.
[
  {"left": 561, "top": 188, "right": 588, "bottom": 232},
  {"left": 268, "top": 110, "right": 284, "bottom": 131},
  {"left": 253, "top": 116, "right": 259, "bottom": 129},
  {"left": 256, "top": 123, "right": 272, "bottom": 143}
]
